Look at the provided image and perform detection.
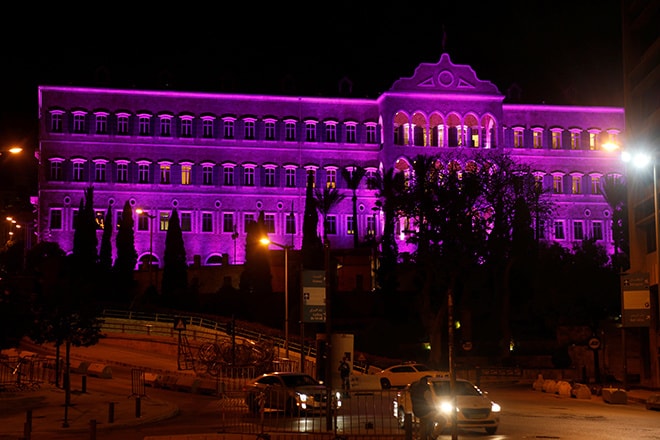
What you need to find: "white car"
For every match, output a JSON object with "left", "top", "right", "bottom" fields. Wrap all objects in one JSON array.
[
  {"left": 393, "top": 377, "right": 501, "bottom": 435},
  {"left": 375, "top": 363, "right": 448, "bottom": 389}
]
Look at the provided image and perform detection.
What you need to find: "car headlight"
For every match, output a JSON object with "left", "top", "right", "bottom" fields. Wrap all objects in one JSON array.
[
  {"left": 298, "top": 393, "right": 308, "bottom": 402},
  {"left": 439, "top": 401, "right": 454, "bottom": 415},
  {"left": 491, "top": 402, "right": 501, "bottom": 413}
]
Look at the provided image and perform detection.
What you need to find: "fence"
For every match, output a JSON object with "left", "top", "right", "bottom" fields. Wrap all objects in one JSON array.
[{"left": 0, "top": 353, "right": 61, "bottom": 391}]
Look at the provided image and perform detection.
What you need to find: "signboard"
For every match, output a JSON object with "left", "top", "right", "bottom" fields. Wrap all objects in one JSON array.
[
  {"left": 620, "top": 272, "right": 651, "bottom": 327},
  {"left": 173, "top": 317, "right": 186, "bottom": 331},
  {"left": 302, "top": 270, "right": 326, "bottom": 323}
]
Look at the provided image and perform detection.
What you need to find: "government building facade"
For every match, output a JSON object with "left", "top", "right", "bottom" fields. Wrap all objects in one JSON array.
[{"left": 36, "top": 53, "right": 625, "bottom": 269}]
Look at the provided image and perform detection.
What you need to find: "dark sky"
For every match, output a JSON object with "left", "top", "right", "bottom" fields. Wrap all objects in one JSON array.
[{"left": 0, "top": 1, "right": 624, "bottom": 152}]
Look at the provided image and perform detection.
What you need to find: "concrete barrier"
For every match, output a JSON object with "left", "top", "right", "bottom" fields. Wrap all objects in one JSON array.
[
  {"left": 556, "top": 381, "right": 572, "bottom": 397},
  {"left": 542, "top": 379, "right": 557, "bottom": 394},
  {"left": 86, "top": 363, "right": 112, "bottom": 379},
  {"left": 571, "top": 383, "right": 592, "bottom": 400},
  {"left": 532, "top": 374, "right": 544, "bottom": 391},
  {"left": 72, "top": 360, "right": 90, "bottom": 374},
  {"left": 144, "top": 372, "right": 162, "bottom": 387},
  {"left": 602, "top": 387, "right": 627, "bottom": 404}
]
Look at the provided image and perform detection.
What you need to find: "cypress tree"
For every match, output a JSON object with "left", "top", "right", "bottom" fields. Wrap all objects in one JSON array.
[
  {"left": 161, "top": 208, "right": 189, "bottom": 309},
  {"left": 113, "top": 200, "right": 138, "bottom": 303},
  {"left": 301, "top": 172, "right": 324, "bottom": 270}
]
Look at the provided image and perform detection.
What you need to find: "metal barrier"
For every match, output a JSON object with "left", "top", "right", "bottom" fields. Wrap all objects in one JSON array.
[{"left": 0, "top": 354, "right": 57, "bottom": 391}]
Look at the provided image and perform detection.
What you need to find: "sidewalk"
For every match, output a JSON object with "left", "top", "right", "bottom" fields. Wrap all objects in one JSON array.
[{"left": 1, "top": 333, "right": 659, "bottom": 440}]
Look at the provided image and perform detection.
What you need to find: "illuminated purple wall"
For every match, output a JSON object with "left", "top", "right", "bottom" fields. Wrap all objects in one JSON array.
[{"left": 36, "top": 53, "right": 625, "bottom": 267}]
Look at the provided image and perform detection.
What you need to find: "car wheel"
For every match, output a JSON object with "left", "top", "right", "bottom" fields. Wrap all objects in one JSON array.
[
  {"left": 485, "top": 427, "right": 498, "bottom": 435},
  {"left": 381, "top": 378, "right": 391, "bottom": 389}
]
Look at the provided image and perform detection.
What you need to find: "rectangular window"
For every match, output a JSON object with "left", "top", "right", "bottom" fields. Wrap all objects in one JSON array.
[
  {"left": 306, "top": 123, "right": 317, "bottom": 141},
  {"left": 551, "top": 131, "right": 561, "bottom": 149},
  {"left": 49, "top": 209, "right": 62, "bottom": 230},
  {"left": 94, "top": 163, "right": 106, "bottom": 182},
  {"left": 285, "top": 169, "right": 296, "bottom": 188},
  {"left": 202, "top": 212, "right": 213, "bottom": 232},
  {"left": 181, "top": 119, "right": 193, "bottom": 137},
  {"left": 181, "top": 165, "right": 192, "bottom": 185},
  {"left": 591, "top": 176, "right": 601, "bottom": 195},
  {"left": 223, "top": 213, "right": 235, "bottom": 233},
  {"left": 285, "top": 122, "right": 296, "bottom": 141},
  {"left": 117, "top": 163, "right": 128, "bottom": 183},
  {"left": 138, "top": 164, "right": 150, "bottom": 183},
  {"left": 571, "top": 176, "right": 581, "bottom": 194},
  {"left": 116, "top": 211, "right": 123, "bottom": 230},
  {"left": 592, "top": 221, "right": 603, "bottom": 240},
  {"left": 367, "top": 216, "right": 375, "bottom": 236},
  {"left": 139, "top": 117, "right": 150, "bottom": 136},
  {"left": 244, "top": 213, "right": 255, "bottom": 232},
  {"left": 307, "top": 169, "right": 316, "bottom": 188},
  {"left": 514, "top": 130, "right": 524, "bottom": 148},
  {"left": 533, "top": 131, "right": 543, "bottom": 148},
  {"left": 223, "top": 167, "right": 235, "bottom": 186},
  {"left": 73, "top": 114, "right": 85, "bottom": 133},
  {"left": 326, "top": 169, "right": 336, "bottom": 188},
  {"left": 160, "top": 164, "right": 171, "bottom": 184},
  {"left": 265, "top": 121, "right": 276, "bottom": 140},
  {"left": 570, "top": 132, "right": 580, "bottom": 150},
  {"left": 286, "top": 212, "right": 296, "bottom": 235},
  {"left": 366, "top": 169, "right": 377, "bottom": 189},
  {"left": 160, "top": 118, "right": 171, "bottom": 136},
  {"left": 137, "top": 215, "right": 149, "bottom": 231},
  {"left": 117, "top": 116, "right": 129, "bottom": 135},
  {"left": 180, "top": 212, "right": 192, "bottom": 232},
  {"left": 245, "top": 121, "right": 255, "bottom": 139},
  {"left": 346, "top": 125, "right": 357, "bottom": 143},
  {"left": 244, "top": 168, "right": 255, "bottom": 186},
  {"left": 553, "top": 175, "right": 563, "bottom": 194},
  {"left": 589, "top": 132, "right": 599, "bottom": 151},
  {"left": 265, "top": 168, "right": 276, "bottom": 187},
  {"left": 326, "top": 124, "right": 337, "bottom": 142},
  {"left": 573, "top": 221, "right": 584, "bottom": 240},
  {"left": 51, "top": 113, "right": 62, "bottom": 132},
  {"left": 73, "top": 162, "right": 84, "bottom": 181},
  {"left": 347, "top": 215, "right": 354, "bottom": 235},
  {"left": 50, "top": 161, "right": 62, "bottom": 180},
  {"left": 224, "top": 120, "right": 234, "bottom": 138},
  {"left": 95, "top": 115, "right": 107, "bottom": 134},
  {"left": 264, "top": 214, "right": 275, "bottom": 233},
  {"left": 554, "top": 220, "right": 565, "bottom": 240},
  {"left": 202, "top": 166, "right": 213, "bottom": 185},
  {"left": 366, "top": 125, "right": 377, "bottom": 143},
  {"left": 202, "top": 119, "right": 214, "bottom": 138},
  {"left": 326, "top": 215, "right": 337, "bottom": 235},
  {"left": 159, "top": 212, "right": 170, "bottom": 232},
  {"left": 72, "top": 209, "right": 79, "bottom": 229}
]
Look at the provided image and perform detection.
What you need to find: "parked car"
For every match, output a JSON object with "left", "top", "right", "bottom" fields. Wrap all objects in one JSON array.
[
  {"left": 244, "top": 372, "right": 341, "bottom": 416},
  {"left": 393, "top": 377, "right": 501, "bottom": 435},
  {"left": 375, "top": 363, "right": 449, "bottom": 389}
]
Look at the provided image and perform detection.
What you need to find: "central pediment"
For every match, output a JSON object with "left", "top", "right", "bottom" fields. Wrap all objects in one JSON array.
[{"left": 389, "top": 53, "right": 502, "bottom": 96}]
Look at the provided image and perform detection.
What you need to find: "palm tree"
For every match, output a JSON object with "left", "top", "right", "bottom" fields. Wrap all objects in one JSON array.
[
  {"left": 314, "top": 186, "right": 346, "bottom": 244},
  {"left": 341, "top": 166, "right": 367, "bottom": 248}
]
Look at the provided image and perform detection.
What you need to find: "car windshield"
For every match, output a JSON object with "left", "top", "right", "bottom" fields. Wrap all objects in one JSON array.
[
  {"left": 280, "top": 374, "right": 320, "bottom": 387},
  {"left": 431, "top": 381, "right": 481, "bottom": 397}
]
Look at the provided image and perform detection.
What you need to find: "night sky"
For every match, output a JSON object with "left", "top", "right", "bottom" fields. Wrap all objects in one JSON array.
[{"left": 0, "top": 1, "right": 624, "bottom": 153}]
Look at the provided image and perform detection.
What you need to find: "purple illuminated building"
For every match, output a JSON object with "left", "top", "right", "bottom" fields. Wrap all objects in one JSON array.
[{"left": 36, "top": 53, "right": 625, "bottom": 269}]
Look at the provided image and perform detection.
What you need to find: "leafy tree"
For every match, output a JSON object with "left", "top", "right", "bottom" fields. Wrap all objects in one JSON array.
[
  {"left": 601, "top": 175, "right": 630, "bottom": 272},
  {"left": 341, "top": 166, "right": 367, "bottom": 248},
  {"left": 161, "top": 208, "right": 189, "bottom": 309},
  {"left": 314, "top": 185, "right": 346, "bottom": 244},
  {"left": 113, "top": 200, "right": 138, "bottom": 304},
  {"left": 301, "top": 172, "right": 324, "bottom": 270}
]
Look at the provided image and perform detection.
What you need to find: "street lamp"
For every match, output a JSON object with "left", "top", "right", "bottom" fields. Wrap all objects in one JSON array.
[
  {"left": 136, "top": 209, "right": 156, "bottom": 287},
  {"left": 260, "top": 237, "right": 291, "bottom": 358}
]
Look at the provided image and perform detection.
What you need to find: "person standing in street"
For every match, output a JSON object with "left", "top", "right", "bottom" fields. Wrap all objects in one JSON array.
[
  {"left": 338, "top": 357, "right": 350, "bottom": 396},
  {"left": 410, "top": 375, "right": 435, "bottom": 440}
]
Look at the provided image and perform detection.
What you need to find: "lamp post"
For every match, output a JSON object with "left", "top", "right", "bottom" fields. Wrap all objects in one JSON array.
[
  {"left": 260, "top": 237, "right": 291, "bottom": 358},
  {"left": 136, "top": 209, "right": 156, "bottom": 287}
]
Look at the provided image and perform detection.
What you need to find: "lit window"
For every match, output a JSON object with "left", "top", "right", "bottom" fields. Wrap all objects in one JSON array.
[
  {"left": 181, "top": 164, "right": 192, "bottom": 185},
  {"left": 570, "top": 131, "right": 581, "bottom": 150},
  {"left": 571, "top": 175, "right": 582, "bottom": 194},
  {"left": 513, "top": 129, "right": 524, "bottom": 148},
  {"left": 160, "top": 164, "right": 171, "bottom": 184},
  {"left": 591, "top": 176, "right": 601, "bottom": 195},
  {"left": 347, "top": 215, "right": 354, "bottom": 235},
  {"left": 533, "top": 130, "right": 543, "bottom": 149},
  {"left": 553, "top": 175, "right": 563, "bottom": 194},
  {"left": 551, "top": 131, "right": 562, "bottom": 149},
  {"left": 326, "top": 169, "right": 336, "bottom": 188},
  {"left": 367, "top": 216, "right": 375, "bottom": 236},
  {"left": 159, "top": 212, "right": 169, "bottom": 231},
  {"left": 589, "top": 131, "right": 599, "bottom": 151}
]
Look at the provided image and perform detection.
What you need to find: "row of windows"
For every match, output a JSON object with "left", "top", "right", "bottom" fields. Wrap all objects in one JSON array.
[
  {"left": 550, "top": 219, "right": 607, "bottom": 242},
  {"left": 49, "top": 110, "right": 379, "bottom": 144},
  {"left": 48, "top": 159, "right": 378, "bottom": 189},
  {"left": 47, "top": 208, "right": 378, "bottom": 238}
]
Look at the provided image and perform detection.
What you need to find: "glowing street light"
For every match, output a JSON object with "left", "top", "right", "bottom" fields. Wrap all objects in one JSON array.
[{"left": 260, "top": 237, "right": 292, "bottom": 358}]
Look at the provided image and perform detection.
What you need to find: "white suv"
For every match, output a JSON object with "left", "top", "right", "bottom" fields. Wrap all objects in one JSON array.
[{"left": 375, "top": 363, "right": 448, "bottom": 389}]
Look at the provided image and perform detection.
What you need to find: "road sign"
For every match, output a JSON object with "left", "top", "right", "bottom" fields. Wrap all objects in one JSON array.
[
  {"left": 620, "top": 272, "right": 651, "bottom": 328},
  {"left": 302, "top": 270, "right": 326, "bottom": 323},
  {"left": 173, "top": 317, "right": 186, "bottom": 331}
]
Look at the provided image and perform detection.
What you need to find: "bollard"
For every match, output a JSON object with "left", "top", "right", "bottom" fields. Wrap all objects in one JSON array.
[
  {"left": 82, "top": 375, "right": 87, "bottom": 393},
  {"left": 108, "top": 402, "right": 115, "bottom": 423},
  {"left": 404, "top": 412, "right": 412, "bottom": 440},
  {"left": 24, "top": 409, "right": 32, "bottom": 440},
  {"left": 135, "top": 396, "right": 142, "bottom": 418},
  {"left": 89, "top": 419, "right": 96, "bottom": 440}
]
